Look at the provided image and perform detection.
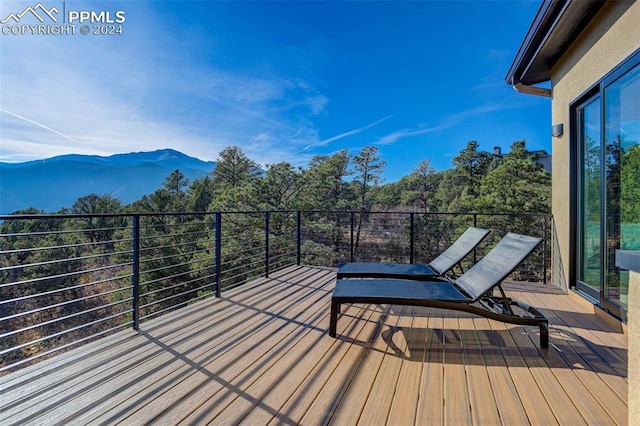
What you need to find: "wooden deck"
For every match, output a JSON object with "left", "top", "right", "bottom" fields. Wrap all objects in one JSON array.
[{"left": 0, "top": 265, "right": 628, "bottom": 425}]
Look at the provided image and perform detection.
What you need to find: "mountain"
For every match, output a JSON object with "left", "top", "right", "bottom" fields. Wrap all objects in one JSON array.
[{"left": 0, "top": 149, "right": 216, "bottom": 214}]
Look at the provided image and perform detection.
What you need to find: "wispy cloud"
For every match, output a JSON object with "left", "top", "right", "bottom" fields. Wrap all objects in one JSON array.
[
  {"left": 376, "top": 103, "right": 508, "bottom": 145},
  {"left": 376, "top": 124, "right": 453, "bottom": 145},
  {"left": 469, "top": 71, "right": 506, "bottom": 94},
  {"left": 303, "top": 115, "right": 393, "bottom": 151},
  {"left": 0, "top": 1, "right": 329, "bottom": 167}
]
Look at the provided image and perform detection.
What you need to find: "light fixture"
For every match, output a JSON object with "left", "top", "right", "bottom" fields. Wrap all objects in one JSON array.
[{"left": 552, "top": 123, "right": 564, "bottom": 137}]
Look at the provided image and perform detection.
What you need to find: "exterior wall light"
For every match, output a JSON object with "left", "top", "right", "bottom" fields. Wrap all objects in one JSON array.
[{"left": 551, "top": 123, "right": 564, "bottom": 137}]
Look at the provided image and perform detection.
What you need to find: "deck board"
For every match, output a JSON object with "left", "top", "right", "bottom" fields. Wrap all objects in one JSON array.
[
  {"left": 511, "top": 284, "right": 628, "bottom": 422},
  {"left": 0, "top": 265, "right": 628, "bottom": 425},
  {"left": 473, "top": 317, "right": 531, "bottom": 425},
  {"left": 386, "top": 307, "right": 422, "bottom": 425},
  {"left": 486, "top": 319, "right": 558, "bottom": 425},
  {"left": 357, "top": 306, "right": 413, "bottom": 425},
  {"left": 328, "top": 303, "right": 395, "bottom": 425},
  {"left": 301, "top": 304, "right": 386, "bottom": 425},
  {"left": 442, "top": 317, "right": 472, "bottom": 425},
  {"left": 415, "top": 312, "right": 445, "bottom": 425},
  {"left": 457, "top": 317, "right": 502, "bottom": 425}
]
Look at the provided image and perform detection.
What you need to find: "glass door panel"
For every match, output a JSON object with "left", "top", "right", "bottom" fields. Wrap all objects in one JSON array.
[
  {"left": 578, "top": 97, "right": 602, "bottom": 297},
  {"left": 604, "top": 63, "right": 640, "bottom": 314}
]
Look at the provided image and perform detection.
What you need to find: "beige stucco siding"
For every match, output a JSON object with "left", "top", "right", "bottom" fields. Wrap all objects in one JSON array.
[{"left": 549, "top": 0, "right": 640, "bottom": 290}]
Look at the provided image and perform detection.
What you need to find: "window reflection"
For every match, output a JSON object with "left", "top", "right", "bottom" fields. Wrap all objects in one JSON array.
[
  {"left": 605, "top": 63, "right": 640, "bottom": 309},
  {"left": 580, "top": 100, "right": 601, "bottom": 294}
]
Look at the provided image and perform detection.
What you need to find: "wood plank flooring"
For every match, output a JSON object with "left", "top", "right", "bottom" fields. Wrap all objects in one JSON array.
[{"left": 0, "top": 265, "right": 628, "bottom": 425}]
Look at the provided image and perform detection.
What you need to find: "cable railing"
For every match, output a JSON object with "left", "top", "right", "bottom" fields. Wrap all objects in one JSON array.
[{"left": 0, "top": 210, "right": 551, "bottom": 373}]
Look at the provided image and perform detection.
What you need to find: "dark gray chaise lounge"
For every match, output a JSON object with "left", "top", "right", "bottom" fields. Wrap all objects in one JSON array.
[
  {"left": 337, "top": 226, "right": 490, "bottom": 281},
  {"left": 330, "top": 233, "right": 549, "bottom": 348}
]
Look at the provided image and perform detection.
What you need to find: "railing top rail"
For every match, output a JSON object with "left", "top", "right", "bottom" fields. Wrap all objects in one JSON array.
[
  {"left": 0, "top": 210, "right": 552, "bottom": 221},
  {"left": 0, "top": 212, "right": 214, "bottom": 220}
]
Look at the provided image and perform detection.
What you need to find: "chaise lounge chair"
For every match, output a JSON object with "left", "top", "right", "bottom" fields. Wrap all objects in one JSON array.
[
  {"left": 337, "top": 226, "right": 491, "bottom": 281},
  {"left": 330, "top": 232, "right": 549, "bottom": 348}
]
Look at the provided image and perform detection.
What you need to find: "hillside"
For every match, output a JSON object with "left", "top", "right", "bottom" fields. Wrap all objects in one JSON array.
[{"left": 0, "top": 149, "right": 216, "bottom": 213}]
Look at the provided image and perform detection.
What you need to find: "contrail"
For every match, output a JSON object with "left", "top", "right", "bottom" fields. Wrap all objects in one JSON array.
[
  {"left": 0, "top": 107, "right": 82, "bottom": 144},
  {"left": 303, "top": 115, "right": 393, "bottom": 151}
]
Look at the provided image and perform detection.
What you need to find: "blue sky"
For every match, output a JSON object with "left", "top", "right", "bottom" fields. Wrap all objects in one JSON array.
[{"left": 0, "top": 0, "right": 551, "bottom": 182}]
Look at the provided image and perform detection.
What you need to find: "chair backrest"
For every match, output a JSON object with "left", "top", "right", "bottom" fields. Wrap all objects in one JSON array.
[
  {"left": 428, "top": 227, "right": 491, "bottom": 274},
  {"left": 454, "top": 233, "right": 543, "bottom": 301}
]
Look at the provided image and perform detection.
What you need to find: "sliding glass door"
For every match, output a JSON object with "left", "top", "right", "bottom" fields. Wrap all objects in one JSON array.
[
  {"left": 603, "top": 62, "right": 640, "bottom": 313},
  {"left": 577, "top": 97, "right": 601, "bottom": 298},
  {"left": 576, "top": 52, "right": 639, "bottom": 319}
]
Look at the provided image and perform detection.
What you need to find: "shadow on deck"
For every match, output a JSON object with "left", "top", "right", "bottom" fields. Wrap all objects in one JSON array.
[{"left": 0, "top": 265, "right": 628, "bottom": 425}]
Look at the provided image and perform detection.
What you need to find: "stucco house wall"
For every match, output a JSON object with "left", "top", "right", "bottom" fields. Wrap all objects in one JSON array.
[{"left": 549, "top": 0, "right": 640, "bottom": 291}]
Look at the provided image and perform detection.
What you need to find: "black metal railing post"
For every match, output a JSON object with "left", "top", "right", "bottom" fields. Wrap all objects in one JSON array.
[
  {"left": 543, "top": 215, "right": 548, "bottom": 284},
  {"left": 296, "top": 210, "right": 301, "bottom": 266},
  {"left": 350, "top": 211, "right": 355, "bottom": 262},
  {"left": 214, "top": 212, "right": 222, "bottom": 298},
  {"left": 132, "top": 214, "right": 140, "bottom": 331},
  {"left": 409, "top": 213, "right": 415, "bottom": 264},
  {"left": 265, "top": 211, "right": 270, "bottom": 278},
  {"left": 473, "top": 213, "right": 478, "bottom": 265}
]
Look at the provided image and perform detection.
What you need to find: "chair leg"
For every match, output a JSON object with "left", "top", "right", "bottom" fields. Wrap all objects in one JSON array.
[
  {"left": 540, "top": 322, "right": 549, "bottom": 349},
  {"left": 330, "top": 299, "right": 340, "bottom": 338}
]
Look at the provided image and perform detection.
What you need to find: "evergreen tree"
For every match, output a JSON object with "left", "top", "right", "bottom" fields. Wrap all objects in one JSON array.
[
  {"left": 433, "top": 168, "right": 459, "bottom": 211},
  {"left": 132, "top": 189, "right": 172, "bottom": 213},
  {"left": 375, "top": 180, "right": 403, "bottom": 209},
  {"left": 303, "top": 150, "right": 353, "bottom": 210},
  {"left": 212, "top": 146, "right": 260, "bottom": 188},
  {"left": 621, "top": 144, "right": 640, "bottom": 223},
  {"left": 401, "top": 159, "right": 439, "bottom": 212},
  {"left": 351, "top": 146, "right": 386, "bottom": 249},
  {"left": 71, "top": 194, "right": 124, "bottom": 242},
  {"left": 163, "top": 169, "right": 189, "bottom": 196},
  {"left": 209, "top": 146, "right": 260, "bottom": 210},
  {"left": 451, "top": 140, "right": 493, "bottom": 197},
  {"left": 466, "top": 140, "right": 551, "bottom": 213},
  {"left": 352, "top": 146, "right": 386, "bottom": 211},
  {"left": 242, "top": 162, "right": 307, "bottom": 210},
  {"left": 187, "top": 176, "right": 214, "bottom": 212}
]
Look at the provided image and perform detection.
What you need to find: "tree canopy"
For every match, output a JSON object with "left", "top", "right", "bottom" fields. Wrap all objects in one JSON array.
[{"left": 6, "top": 140, "right": 552, "bottom": 216}]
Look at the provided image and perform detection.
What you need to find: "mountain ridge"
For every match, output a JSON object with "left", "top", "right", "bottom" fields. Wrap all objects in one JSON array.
[
  {"left": 0, "top": 149, "right": 217, "bottom": 214},
  {"left": 0, "top": 148, "right": 215, "bottom": 170}
]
